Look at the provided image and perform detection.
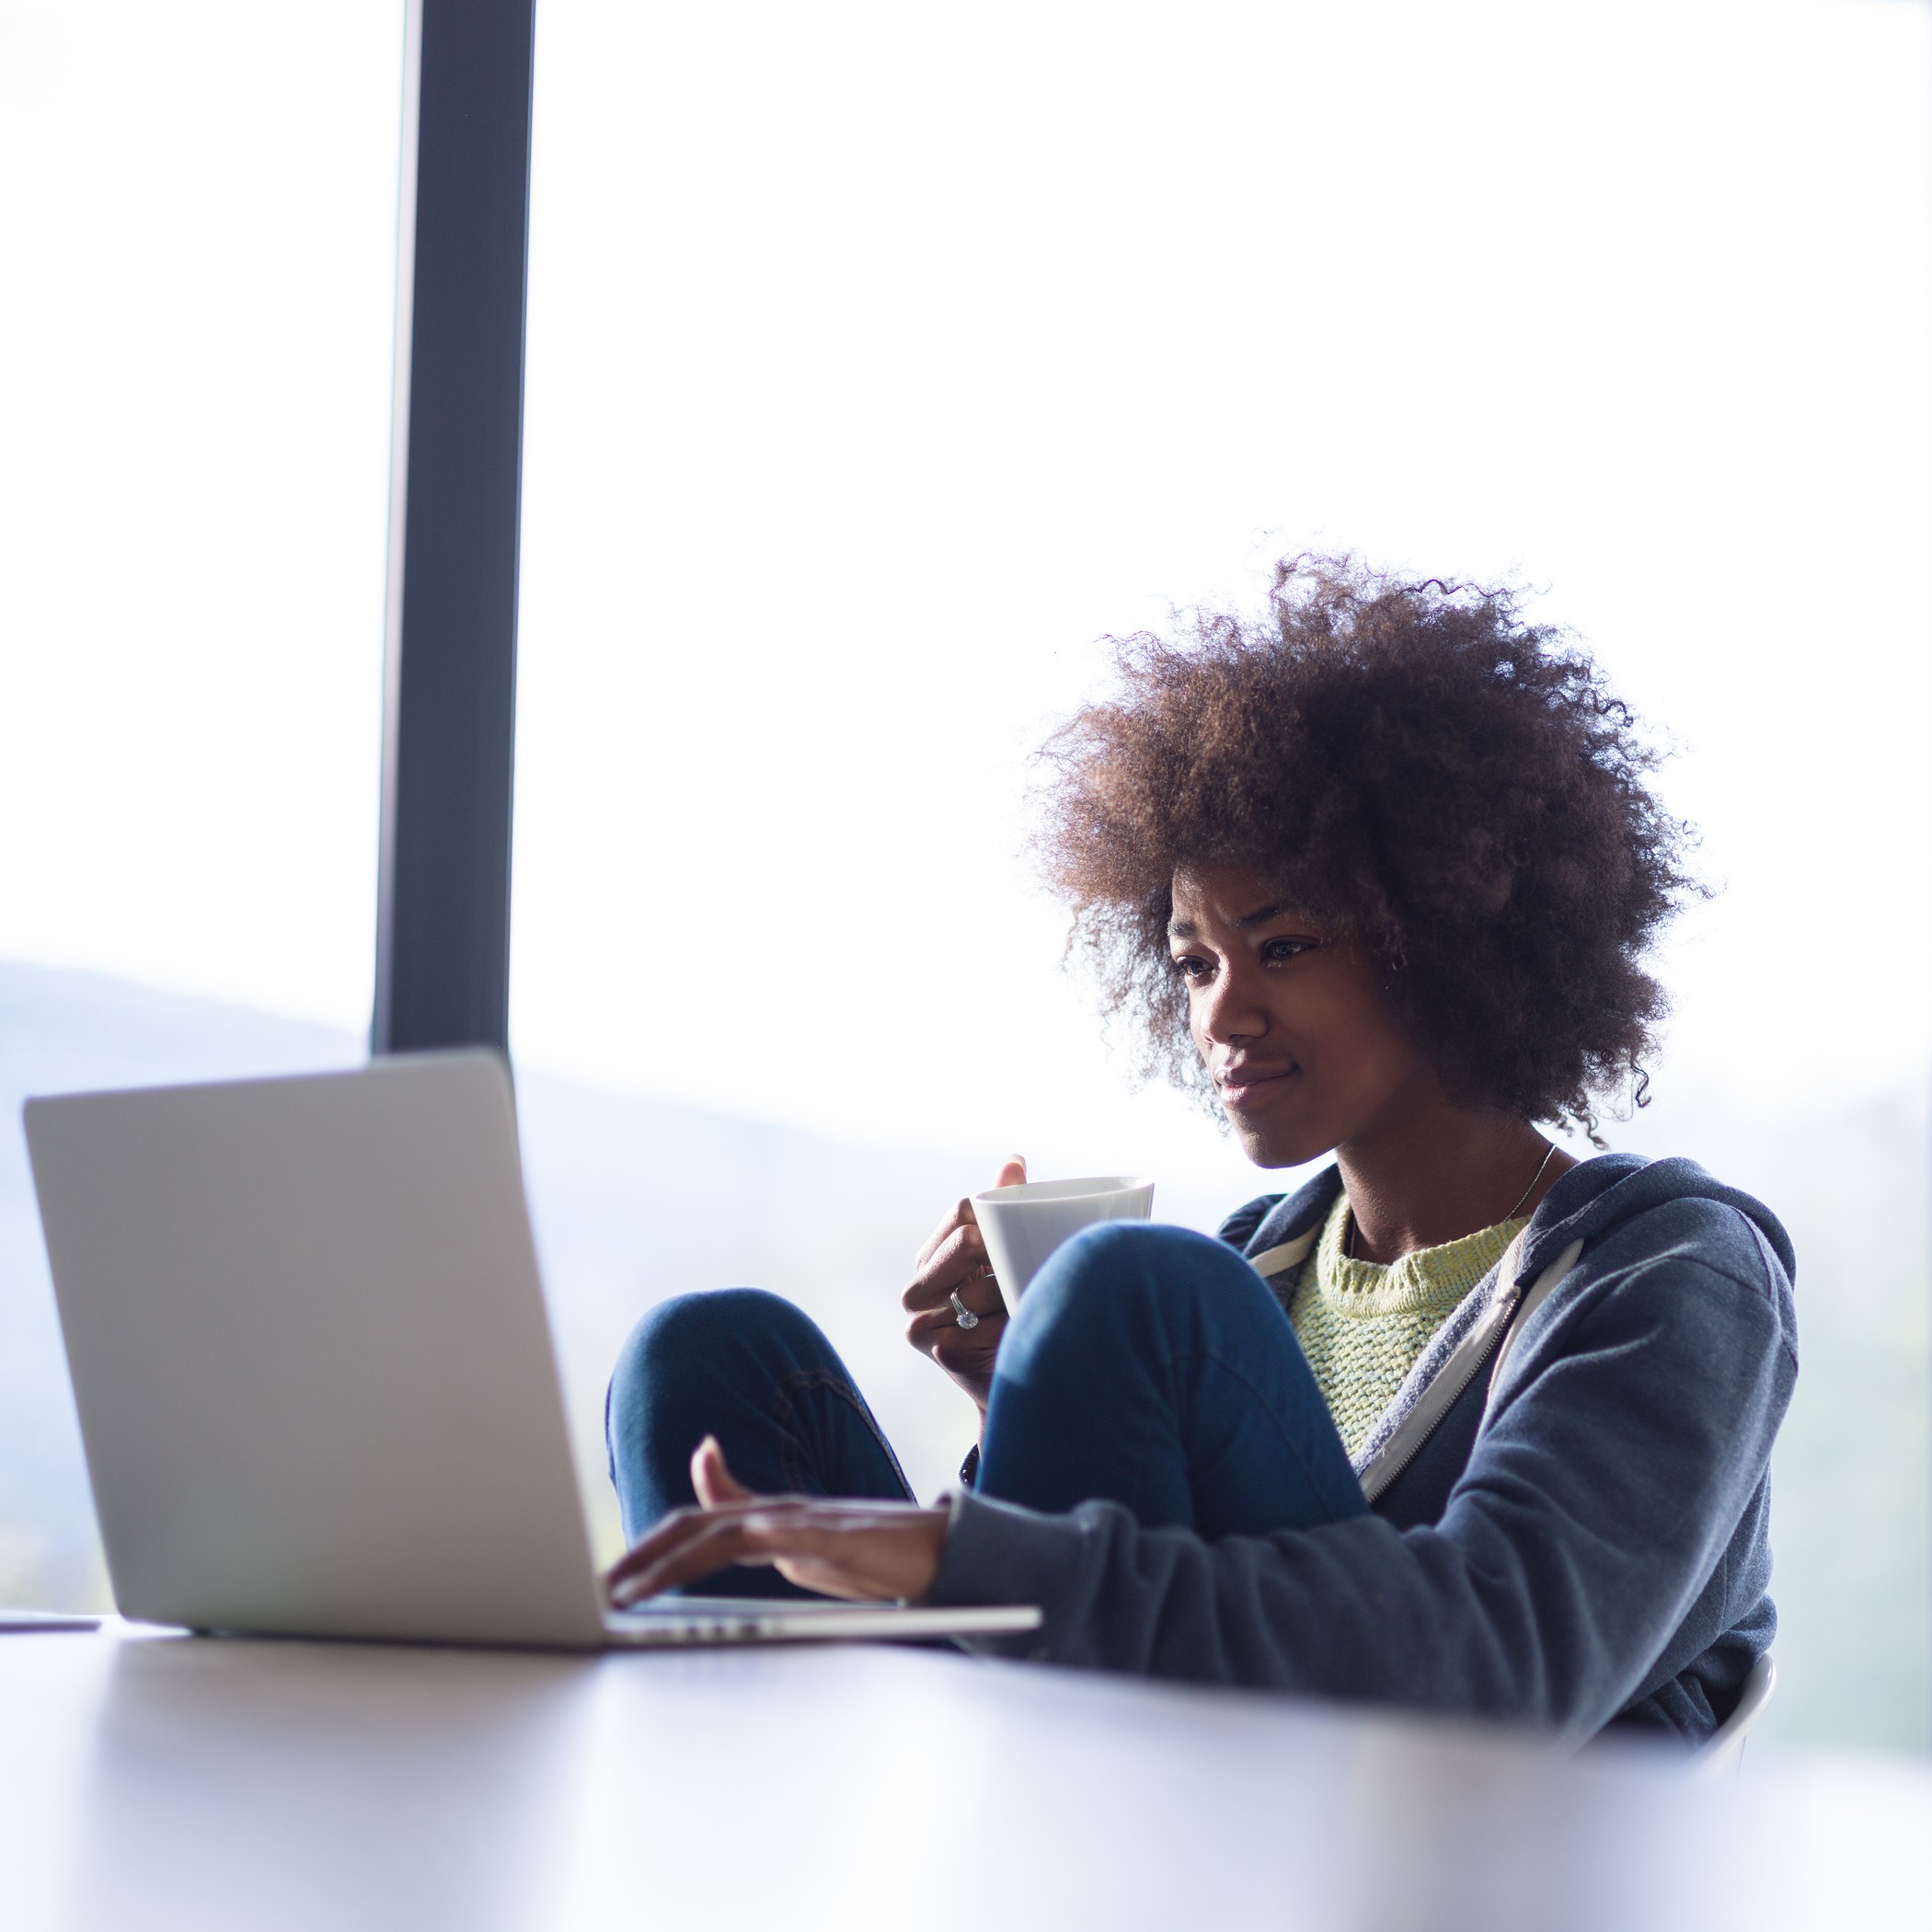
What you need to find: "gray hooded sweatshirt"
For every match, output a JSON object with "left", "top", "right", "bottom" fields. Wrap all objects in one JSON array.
[{"left": 926, "top": 1154, "right": 1797, "bottom": 1742}]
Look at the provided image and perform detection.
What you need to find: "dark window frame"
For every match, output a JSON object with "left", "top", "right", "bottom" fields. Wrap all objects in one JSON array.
[{"left": 372, "top": 0, "right": 536, "bottom": 1056}]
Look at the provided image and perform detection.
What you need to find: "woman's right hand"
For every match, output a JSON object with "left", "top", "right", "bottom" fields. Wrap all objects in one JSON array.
[{"left": 903, "top": 1156, "right": 1026, "bottom": 1419}]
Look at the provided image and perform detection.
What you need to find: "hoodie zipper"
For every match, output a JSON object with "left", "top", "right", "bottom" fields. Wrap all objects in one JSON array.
[
  {"left": 1360, "top": 1281, "right": 1522, "bottom": 1501},
  {"left": 1360, "top": 1232, "right": 1586, "bottom": 1503}
]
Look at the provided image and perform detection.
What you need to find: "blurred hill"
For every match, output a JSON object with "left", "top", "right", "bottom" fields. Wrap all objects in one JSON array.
[{"left": 1, "top": 961, "right": 1924, "bottom": 1754}]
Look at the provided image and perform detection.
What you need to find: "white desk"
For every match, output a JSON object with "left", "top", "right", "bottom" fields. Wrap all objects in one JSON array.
[{"left": 4, "top": 1624, "right": 1926, "bottom": 1930}]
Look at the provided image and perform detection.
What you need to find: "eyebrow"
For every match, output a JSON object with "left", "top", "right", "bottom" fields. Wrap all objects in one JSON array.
[{"left": 1167, "top": 902, "right": 1292, "bottom": 940}]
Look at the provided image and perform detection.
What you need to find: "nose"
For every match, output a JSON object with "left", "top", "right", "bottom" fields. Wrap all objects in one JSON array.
[{"left": 1194, "top": 955, "right": 1267, "bottom": 1048}]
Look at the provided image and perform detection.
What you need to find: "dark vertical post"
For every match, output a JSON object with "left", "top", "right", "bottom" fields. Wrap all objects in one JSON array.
[{"left": 373, "top": 0, "right": 536, "bottom": 1055}]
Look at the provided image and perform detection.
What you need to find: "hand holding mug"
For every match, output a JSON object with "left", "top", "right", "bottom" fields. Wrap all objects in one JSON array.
[{"left": 903, "top": 1156, "right": 1025, "bottom": 1415}]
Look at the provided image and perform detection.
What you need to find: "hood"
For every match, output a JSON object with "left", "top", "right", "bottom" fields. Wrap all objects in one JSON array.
[
  {"left": 1515, "top": 1152, "right": 1795, "bottom": 1287},
  {"left": 1233, "top": 1151, "right": 1794, "bottom": 1289}
]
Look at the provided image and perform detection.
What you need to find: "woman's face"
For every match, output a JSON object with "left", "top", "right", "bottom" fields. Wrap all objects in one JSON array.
[{"left": 1167, "top": 864, "right": 1436, "bottom": 1168}]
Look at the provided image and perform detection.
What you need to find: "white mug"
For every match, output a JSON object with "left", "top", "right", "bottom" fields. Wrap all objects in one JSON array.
[{"left": 972, "top": 1176, "right": 1156, "bottom": 1313}]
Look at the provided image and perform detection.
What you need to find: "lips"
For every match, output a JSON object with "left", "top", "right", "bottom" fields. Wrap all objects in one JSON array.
[{"left": 1216, "top": 1062, "right": 1300, "bottom": 1110}]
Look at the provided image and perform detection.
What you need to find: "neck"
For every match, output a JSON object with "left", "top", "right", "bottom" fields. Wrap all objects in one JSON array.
[{"left": 1334, "top": 1078, "right": 1572, "bottom": 1265}]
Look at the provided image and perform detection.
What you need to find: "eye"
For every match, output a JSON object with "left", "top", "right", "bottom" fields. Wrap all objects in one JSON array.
[
  {"left": 1169, "top": 952, "right": 1213, "bottom": 983},
  {"left": 1260, "top": 937, "right": 1317, "bottom": 966}
]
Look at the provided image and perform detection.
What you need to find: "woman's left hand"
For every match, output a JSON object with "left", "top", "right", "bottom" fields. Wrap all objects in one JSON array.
[
  {"left": 903, "top": 1156, "right": 1026, "bottom": 1415},
  {"left": 604, "top": 1437, "right": 950, "bottom": 1606}
]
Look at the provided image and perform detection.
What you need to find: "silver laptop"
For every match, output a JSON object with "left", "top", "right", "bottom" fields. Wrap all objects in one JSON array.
[{"left": 24, "top": 1052, "right": 1039, "bottom": 1651}]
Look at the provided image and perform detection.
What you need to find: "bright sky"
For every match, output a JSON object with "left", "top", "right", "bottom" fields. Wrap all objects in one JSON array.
[{"left": 4, "top": 0, "right": 1929, "bottom": 1209}]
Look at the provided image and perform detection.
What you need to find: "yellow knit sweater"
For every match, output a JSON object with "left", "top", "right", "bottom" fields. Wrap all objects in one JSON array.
[{"left": 1287, "top": 1191, "right": 1523, "bottom": 1458}]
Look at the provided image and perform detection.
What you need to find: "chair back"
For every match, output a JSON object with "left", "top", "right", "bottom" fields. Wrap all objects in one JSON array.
[{"left": 1689, "top": 1653, "right": 1777, "bottom": 1779}]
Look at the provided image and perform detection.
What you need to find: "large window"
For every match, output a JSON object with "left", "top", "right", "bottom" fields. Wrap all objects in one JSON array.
[
  {"left": 0, "top": 2, "right": 402, "bottom": 1605},
  {"left": 514, "top": 0, "right": 1932, "bottom": 1753},
  {"left": 5, "top": 0, "right": 1926, "bottom": 1761}
]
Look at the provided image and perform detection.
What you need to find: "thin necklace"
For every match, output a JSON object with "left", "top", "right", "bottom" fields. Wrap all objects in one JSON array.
[
  {"left": 1346, "top": 1139, "right": 1558, "bottom": 1261},
  {"left": 1502, "top": 1140, "right": 1559, "bottom": 1222}
]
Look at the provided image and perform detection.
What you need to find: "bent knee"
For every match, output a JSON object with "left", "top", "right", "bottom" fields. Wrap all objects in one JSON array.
[
  {"left": 1016, "top": 1221, "right": 1250, "bottom": 1329},
  {"left": 612, "top": 1286, "right": 813, "bottom": 1396}
]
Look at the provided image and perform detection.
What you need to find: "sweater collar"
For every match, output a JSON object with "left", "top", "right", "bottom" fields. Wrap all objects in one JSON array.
[{"left": 1237, "top": 1149, "right": 1791, "bottom": 1289}]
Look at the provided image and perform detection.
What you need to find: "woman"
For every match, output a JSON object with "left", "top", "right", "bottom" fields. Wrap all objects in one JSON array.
[{"left": 603, "top": 558, "right": 1795, "bottom": 1742}]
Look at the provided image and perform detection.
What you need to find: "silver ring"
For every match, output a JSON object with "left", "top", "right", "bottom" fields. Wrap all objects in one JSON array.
[{"left": 949, "top": 1290, "right": 980, "bottom": 1330}]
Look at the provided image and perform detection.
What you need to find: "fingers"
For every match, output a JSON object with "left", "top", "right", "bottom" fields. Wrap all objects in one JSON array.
[
  {"left": 903, "top": 1158, "right": 1023, "bottom": 1400},
  {"left": 604, "top": 1508, "right": 718, "bottom": 1602},
  {"left": 605, "top": 1480, "right": 888, "bottom": 1590},
  {"left": 691, "top": 1435, "right": 751, "bottom": 1507},
  {"left": 605, "top": 1492, "right": 809, "bottom": 1603},
  {"left": 924, "top": 1325, "right": 1003, "bottom": 1388},
  {"left": 902, "top": 1220, "right": 991, "bottom": 1314},
  {"left": 913, "top": 1196, "right": 976, "bottom": 1273},
  {"left": 904, "top": 1263, "right": 1004, "bottom": 1340},
  {"left": 912, "top": 1156, "right": 1022, "bottom": 1274},
  {"left": 605, "top": 1497, "right": 941, "bottom": 1605},
  {"left": 607, "top": 1507, "right": 793, "bottom": 1603},
  {"left": 615, "top": 1516, "right": 777, "bottom": 1603}
]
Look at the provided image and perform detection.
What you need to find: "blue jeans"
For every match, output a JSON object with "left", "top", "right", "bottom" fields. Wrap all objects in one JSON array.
[{"left": 605, "top": 1221, "right": 1369, "bottom": 1597}]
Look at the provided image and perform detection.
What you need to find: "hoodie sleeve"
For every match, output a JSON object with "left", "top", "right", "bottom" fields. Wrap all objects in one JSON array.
[{"left": 926, "top": 1201, "right": 1797, "bottom": 1738}]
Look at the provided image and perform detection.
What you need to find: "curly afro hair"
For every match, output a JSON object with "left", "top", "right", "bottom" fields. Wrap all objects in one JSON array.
[{"left": 1033, "top": 556, "right": 1701, "bottom": 1139}]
